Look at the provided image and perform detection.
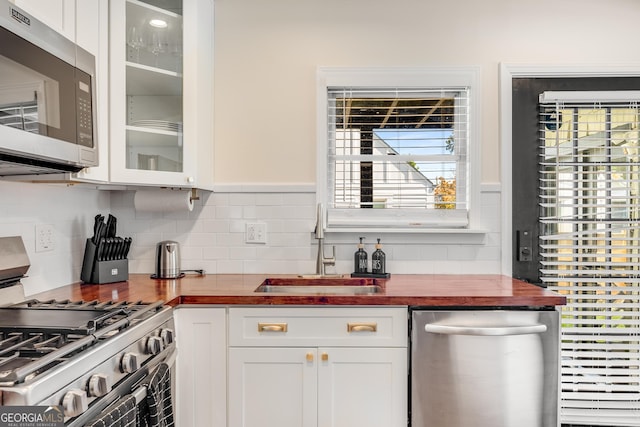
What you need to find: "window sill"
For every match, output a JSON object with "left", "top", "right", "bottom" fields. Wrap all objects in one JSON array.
[
  {"left": 324, "top": 227, "right": 489, "bottom": 245},
  {"left": 325, "top": 227, "right": 488, "bottom": 234}
]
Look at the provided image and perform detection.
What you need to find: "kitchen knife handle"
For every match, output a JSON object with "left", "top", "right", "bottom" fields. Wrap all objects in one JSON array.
[
  {"left": 96, "top": 237, "right": 106, "bottom": 262},
  {"left": 115, "top": 238, "right": 123, "bottom": 260},
  {"left": 106, "top": 238, "right": 114, "bottom": 260},
  {"left": 123, "top": 237, "right": 132, "bottom": 259},
  {"left": 106, "top": 214, "right": 117, "bottom": 238}
]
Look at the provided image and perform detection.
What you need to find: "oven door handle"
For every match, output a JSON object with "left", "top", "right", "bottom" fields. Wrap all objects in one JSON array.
[
  {"left": 66, "top": 365, "right": 150, "bottom": 427},
  {"left": 67, "top": 343, "right": 176, "bottom": 427},
  {"left": 145, "top": 341, "right": 177, "bottom": 372},
  {"left": 132, "top": 345, "right": 178, "bottom": 404}
]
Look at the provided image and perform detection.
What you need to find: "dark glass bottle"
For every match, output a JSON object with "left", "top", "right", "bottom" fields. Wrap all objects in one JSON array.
[
  {"left": 354, "top": 237, "right": 368, "bottom": 273},
  {"left": 372, "top": 238, "right": 386, "bottom": 275}
]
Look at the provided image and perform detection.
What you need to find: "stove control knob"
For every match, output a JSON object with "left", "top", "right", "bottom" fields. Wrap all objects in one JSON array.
[
  {"left": 88, "top": 373, "right": 112, "bottom": 397},
  {"left": 121, "top": 352, "right": 140, "bottom": 373},
  {"left": 146, "top": 336, "right": 164, "bottom": 355},
  {"left": 62, "top": 389, "right": 88, "bottom": 417},
  {"left": 160, "top": 328, "right": 175, "bottom": 345}
]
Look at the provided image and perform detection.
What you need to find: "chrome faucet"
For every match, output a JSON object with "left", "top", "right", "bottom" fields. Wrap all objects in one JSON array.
[{"left": 314, "top": 203, "right": 335, "bottom": 276}]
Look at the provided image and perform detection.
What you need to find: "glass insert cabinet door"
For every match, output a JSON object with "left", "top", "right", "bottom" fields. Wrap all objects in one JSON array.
[{"left": 123, "top": 0, "right": 183, "bottom": 173}]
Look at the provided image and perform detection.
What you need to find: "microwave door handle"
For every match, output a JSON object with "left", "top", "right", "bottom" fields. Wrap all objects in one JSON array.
[{"left": 424, "top": 323, "right": 547, "bottom": 336}]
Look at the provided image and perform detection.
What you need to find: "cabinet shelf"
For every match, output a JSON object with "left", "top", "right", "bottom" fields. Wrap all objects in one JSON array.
[
  {"left": 126, "top": 62, "right": 182, "bottom": 96},
  {"left": 127, "top": 0, "right": 181, "bottom": 30},
  {"left": 126, "top": 126, "right": 182, "bottom": 147},
  {"left": 128, "top": 0, "right": 181, "bottom": 18}
]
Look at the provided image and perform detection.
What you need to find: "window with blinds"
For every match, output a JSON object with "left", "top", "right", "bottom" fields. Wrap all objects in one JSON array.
[
  {"left": 324, "top": 87, "right": 469, "bottom": 229},
  {"left": 538, "top": 91, "right": 640, "bottom": 426}
]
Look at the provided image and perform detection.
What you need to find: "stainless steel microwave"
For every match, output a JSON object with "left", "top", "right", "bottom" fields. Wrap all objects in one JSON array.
[{"left": 0, "top": 0, "right": 97, "bottom": 176}]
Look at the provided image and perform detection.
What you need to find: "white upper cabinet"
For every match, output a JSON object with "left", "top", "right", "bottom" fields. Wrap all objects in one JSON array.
[
  {"left": 11, "top": 0, "right": 75, "bottom": 41},
  {"left": 12, "top": 0, "right": 213, "bottom": 188},
  {"left": 74, "top": 0, "right": 110, "bottom": 183},
  {"left": 108, "top": 0, "right": 214, "bottom": 188}
]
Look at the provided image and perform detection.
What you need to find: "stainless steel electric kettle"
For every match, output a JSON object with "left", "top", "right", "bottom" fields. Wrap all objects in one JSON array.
[{"left": 153, "top": 240, "right": 182, "bottom": 279}]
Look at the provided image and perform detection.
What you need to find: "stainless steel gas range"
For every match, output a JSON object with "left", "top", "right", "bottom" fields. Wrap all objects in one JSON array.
[{"left": 0, "top": 237, "right": 176, "bottom": 426}]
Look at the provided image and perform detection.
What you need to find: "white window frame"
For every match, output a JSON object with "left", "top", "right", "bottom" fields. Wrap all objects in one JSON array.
[{"left": 316, "top": 66, "right": 481, "bottom": 232}]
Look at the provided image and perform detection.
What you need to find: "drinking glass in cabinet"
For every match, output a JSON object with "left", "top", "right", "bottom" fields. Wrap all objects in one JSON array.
[
  {"left": 125, "top": 2, "right": 182, "bottom": 73},
  {"left": 148, "top": 25, "right": 168, "bottom": 67},
  {"left": 127, "top": 25, "right": 145, "bottom": 62}
]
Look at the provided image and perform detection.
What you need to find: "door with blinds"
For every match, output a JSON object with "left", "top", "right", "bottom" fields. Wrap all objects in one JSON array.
[{"left": 512, "top": 78, "right": 640, "bottom": 427}]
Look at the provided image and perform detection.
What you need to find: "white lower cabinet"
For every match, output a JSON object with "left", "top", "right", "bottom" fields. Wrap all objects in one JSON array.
[
  {"left": 174, "top": 307, "right": 226, "bottom": 427},
  {"left": 228, "top": 307, "right": 408, "bottom": 427},
  {"left": 228, "top": 347, "right": 318, "bottom": 427},
  {"left": 317, "top": 347, "right": 407, "bottom": 427}
]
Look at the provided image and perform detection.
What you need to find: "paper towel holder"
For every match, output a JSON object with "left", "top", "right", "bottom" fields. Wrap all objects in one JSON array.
[
  {"left": 135, "top": 188, "right": 198, "bottom": 213},
  {"left": 190, "top": 188, "right": 200, "bottom": 202},
  {"left": 156, "top": 188, "right": 199, "bottom": 202}
]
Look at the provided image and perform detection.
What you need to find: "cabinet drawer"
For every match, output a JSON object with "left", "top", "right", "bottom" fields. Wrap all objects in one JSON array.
[{"left": 229, "top": 306, "right": 407, "bottom": 347}]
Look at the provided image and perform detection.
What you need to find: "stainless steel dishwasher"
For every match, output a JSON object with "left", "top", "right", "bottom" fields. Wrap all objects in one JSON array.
[{"left": 410, "top": 308, "right": 559, "bottom": 427}]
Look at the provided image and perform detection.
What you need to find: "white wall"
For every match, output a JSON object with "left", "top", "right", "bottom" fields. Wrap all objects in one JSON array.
[{"left": 213, "top": 0, "right": 640, "bottom": 185}]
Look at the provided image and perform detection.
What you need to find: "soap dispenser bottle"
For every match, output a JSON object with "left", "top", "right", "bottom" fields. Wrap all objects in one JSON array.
[
  {"left": 354, "top": 237, "right": 368, "bottom": 273},
  {"left": 371, "top": 238, "right": 386, "bottom": 275}
]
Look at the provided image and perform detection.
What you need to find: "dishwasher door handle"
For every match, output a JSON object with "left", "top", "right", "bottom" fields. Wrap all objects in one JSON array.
[{"left": 424, "top": 323, "right": 547, "bottom": 336}]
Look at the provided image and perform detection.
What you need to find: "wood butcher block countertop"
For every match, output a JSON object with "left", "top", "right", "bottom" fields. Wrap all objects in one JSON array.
[{"left": 31, "top": 274, "right": 566, "bottom": 307}]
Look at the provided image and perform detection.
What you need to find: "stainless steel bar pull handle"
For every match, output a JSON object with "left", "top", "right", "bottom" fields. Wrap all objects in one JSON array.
[
  {"left": 425, "top": 323, "right": 547, "bottom": 336},
  {"left": 258, "top": 323, "right": 288, "bottom": 332},
  {"left": 347, "top": 322, "right": 377, "bottom": 332}
]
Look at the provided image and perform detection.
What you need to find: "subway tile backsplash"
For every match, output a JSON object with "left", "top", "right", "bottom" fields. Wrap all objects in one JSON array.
[
  {"left": 111, "top": 187, "right": 502, "bottom": 277},
  {"left": 0, "top": 180, "right": 502, "bottom": 295}
]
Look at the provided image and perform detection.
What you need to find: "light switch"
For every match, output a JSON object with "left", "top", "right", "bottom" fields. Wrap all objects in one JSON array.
[{"left": 517, "top": 230, "right": 532, "bottom": 262}]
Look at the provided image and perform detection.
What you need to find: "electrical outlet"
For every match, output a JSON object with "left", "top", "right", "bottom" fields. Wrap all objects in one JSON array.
[
  {"left": 35, "top": 224, "right": 55, "bottom": 252},
  {"left": 246, "top": 222, "right": 267, "bottom": 244}
]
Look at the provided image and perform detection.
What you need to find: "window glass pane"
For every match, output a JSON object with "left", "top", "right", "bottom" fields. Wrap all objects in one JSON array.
[{"left": 328, "top": 89, "right": 467, "bottom": 212}]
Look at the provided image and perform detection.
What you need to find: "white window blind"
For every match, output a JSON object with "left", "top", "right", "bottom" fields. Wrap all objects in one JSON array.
[
  {"left": 325, "top": 87, "right": 469, "bottom": 229},
  {"left": 539, "top": 91, "right": 640, "bottom": 426}
]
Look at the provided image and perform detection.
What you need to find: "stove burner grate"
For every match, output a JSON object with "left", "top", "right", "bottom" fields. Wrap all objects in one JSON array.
[{"left": 0, "top": 299, "right": 163, "bottom": 385}]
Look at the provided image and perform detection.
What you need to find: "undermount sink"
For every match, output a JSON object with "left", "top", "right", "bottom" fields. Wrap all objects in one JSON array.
[{"left": 254, "top": 277, "right": 384, "bottom": 295}]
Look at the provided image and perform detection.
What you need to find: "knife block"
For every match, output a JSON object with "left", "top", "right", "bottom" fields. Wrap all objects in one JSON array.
[{"left": 81, "top": 238, "right": 129, "bottom": 284}]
